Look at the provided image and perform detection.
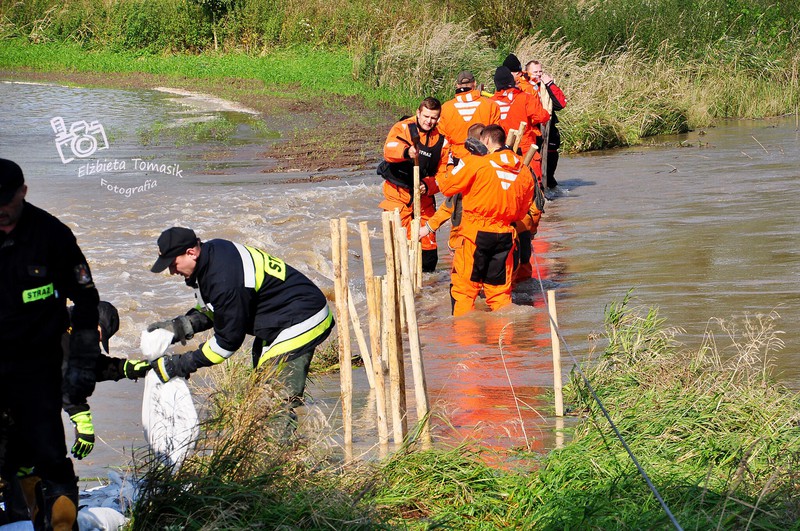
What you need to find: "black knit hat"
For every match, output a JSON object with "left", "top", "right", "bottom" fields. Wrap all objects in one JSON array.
[
  {"left": 494, "top": 66, "right": 516, "bottom": 91},
  {"left": 502, "top": 53, "right": 522, "bottom": 73}
]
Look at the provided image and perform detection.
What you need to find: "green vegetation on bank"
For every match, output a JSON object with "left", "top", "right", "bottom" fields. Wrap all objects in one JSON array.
[
  {"left": 1, "top": 0, "right": 798, "bottom": 151},
  {"left": 131, "top": 299, "right": 800, "bottom": 529}
]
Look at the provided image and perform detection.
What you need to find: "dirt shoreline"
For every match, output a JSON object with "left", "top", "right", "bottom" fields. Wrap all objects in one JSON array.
[{"left": 1, "top": 68, "right": 401, "bottom": 175}]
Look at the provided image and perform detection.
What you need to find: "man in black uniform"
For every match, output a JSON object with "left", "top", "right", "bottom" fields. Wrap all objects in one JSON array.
[
  {"left": 0, "top": 158, "right": 100, "bottom": 530},
  {"left": 147, "top": 227, "right": 335, "bottom": 432}
]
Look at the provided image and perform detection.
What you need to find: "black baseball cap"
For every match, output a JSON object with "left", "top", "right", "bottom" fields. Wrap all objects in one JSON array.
[
  {"left": 151, "top": 227, "right": 199, "bottom": 273},
  {"left": 0, "top": 158, "right": 25, "bottom": 206},
  {"left": 98, "top": 301, "right": 119, "bottom": 353}
]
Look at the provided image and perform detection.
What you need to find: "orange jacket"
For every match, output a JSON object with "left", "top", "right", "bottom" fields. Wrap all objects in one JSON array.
[
  {"left": 438, "top": 90, "right": 501, "bottom": 161},
  {"left": 382, "top": 116, "right": 448, "bottom": 194},
  {"left": 491, "top": 88, "right": 550, "bottom": 155},
  {"left": 440, "top": 148, "right": 534, "bottom": 239}
]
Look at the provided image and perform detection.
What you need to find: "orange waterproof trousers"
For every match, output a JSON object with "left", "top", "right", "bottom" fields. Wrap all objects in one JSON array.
[{"left": 450, "top": 231, "right": 515, "bottom": 316}]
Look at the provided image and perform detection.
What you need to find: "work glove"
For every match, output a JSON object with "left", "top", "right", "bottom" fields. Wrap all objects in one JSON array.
[
  {"left": 151, "top": 354, "right": 193, "bottom": 383},
  {"left": 465, "top": 137, "right": 489, "bottom": 156},
  {"left": 123, "top": 359, "right": 151, "bottom": 380},
  {"left": 147, "top": 315, "right": 195, "bottom": 345},
  {"left": 69, "top": 410, "right": 95, "bottom": 460}
]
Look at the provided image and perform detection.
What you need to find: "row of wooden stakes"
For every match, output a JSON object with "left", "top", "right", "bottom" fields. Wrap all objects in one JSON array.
[{"left": 330, "top": 209, "right": 430, "bottom": 462}]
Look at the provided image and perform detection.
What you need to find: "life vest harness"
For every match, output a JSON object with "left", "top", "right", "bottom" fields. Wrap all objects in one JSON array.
[{"left": 377, "top": 122, "right": 444, "bottom": 194}]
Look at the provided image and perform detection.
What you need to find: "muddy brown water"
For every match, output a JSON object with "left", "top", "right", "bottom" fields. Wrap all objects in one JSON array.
[{"left": 1, "top": 80, "right": 798, "bottom": 479}]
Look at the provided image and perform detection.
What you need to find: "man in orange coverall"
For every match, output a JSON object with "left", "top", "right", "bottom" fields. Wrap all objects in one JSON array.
[
  {"left": 421, "top": 123, "right": 488, "bottom": 251},
  {"left": 378, "top": 97, "right": 450, "bottom": 272},
  {"left": 437, "top": 70, "right": 500, "bottom": 164},
  {"left": 440, "top": 124, "right": 534, "bottom": 316},
  {"left": 491, "top": 65, "right": 550, "bottom": 283},
  {"left": 491, "top": 65, "right": 550, "bottom": 160}
]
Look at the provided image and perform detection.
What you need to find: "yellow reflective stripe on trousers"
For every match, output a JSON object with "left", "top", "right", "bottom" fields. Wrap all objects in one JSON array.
[
  {"left": 257, "top": 306, "right": 333, "bottom": 367},
  {"left": 201, "top": 337, "right": 236, "bottom": 365}
]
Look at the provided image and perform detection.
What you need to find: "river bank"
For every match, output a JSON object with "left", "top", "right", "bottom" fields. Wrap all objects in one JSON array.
[{"left": 0, "top": 63, "right": 399, "bottom": 174}]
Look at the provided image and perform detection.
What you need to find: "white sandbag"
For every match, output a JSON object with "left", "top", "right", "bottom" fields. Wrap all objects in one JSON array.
[
  {"left": 142, "top": 372, "right": 198, "bottom": 468},
  {"left": 139, "top": 328, "right": 174, "bottom": 362},
  {"left": 76, "top": 506, "right": 127, "bottom": 531},
  {"left": 139, "top": 328, "right": 199, "bottom": 468},
  {"left": 0, "top": 521, "right": 33, "bottom": 531}
]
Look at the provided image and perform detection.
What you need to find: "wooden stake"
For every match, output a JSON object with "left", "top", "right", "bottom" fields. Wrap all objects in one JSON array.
[
  {"left": 513, "top": 121, "right": 526, "bottom": 152},
  {"left": 392, "top": 209, "right": 432, "bottom": 448},
  {"left": 359, "top": 221, "right": 389, "bottom": 454},
  {"left": 523, "top": 144, "right": 538, "bottom": 167},
  {"left": 540, "top": 119, "right": 551, "bottom": 182},
  {"left": 555, "top": 416, "right": 564, "bottom": 450},
  {"left": 331, "top": 219, "right": 352, "bottom": 459},
  {"left": 382, "top": 211, "right": 407, "bottom": 443},
  {"left": 412, "top": 165, "right": 422, "bottom": 291},
  {"left": 547, "top": 290, "right": 563, "bottom": 417},
  {"left": 347, "top": 288, "right": 374, "bottom": 389},
  {"left": 506, "top": 128, "right": 518, "bottom": 151}
]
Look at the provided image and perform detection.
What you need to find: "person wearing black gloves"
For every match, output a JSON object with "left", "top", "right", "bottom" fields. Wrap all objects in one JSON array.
[
  {"left": 0, "top": 158, "right": 99, "bottom": 530},
  {"left": 148, "top": 227, "right": 335, "bottom": 434}
]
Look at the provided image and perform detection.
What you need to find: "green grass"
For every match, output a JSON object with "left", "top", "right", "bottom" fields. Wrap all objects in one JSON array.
[
  {"left": 129, "top": 296, "right": 800, "bottom": 529},
  {"left": 0, "top": 38, "right": 412, "bottom": 106}
]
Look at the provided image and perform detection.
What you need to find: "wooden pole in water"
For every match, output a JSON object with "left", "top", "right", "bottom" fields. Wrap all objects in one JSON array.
[
  {"left": 359, "top": 221, "right": 389, "bottom": 454},
  {"left": 513, "top": 122, "right": 526, "bottom": 153},
  {"left": 547, "top": 289, "right": 563, "bottom": 417},
  {"left": 393, "top": 209, "right": 432, "bottom": 448},
  {"left": 382, "top": 211, "right": 407, "bottom": 443},
  {"left": 506, "top": 128, "right": 518, "bottom": 151},
  {"left": 331, "top": 219, "right": 352, "bottom": 459},
  {"left": 347, "top": 288, "right": 374, "bottom": 389},
  {"left": 540, "top": 120, "right": 551, "bottom": 184},
  {"left": 412, "top": 165, "right": 422, "bottom": 292},
  {"left": 523, "top": 144, "right": 538, "bottom": 167}
]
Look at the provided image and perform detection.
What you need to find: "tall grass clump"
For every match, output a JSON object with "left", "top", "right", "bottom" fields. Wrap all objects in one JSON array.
[
  {"left": 358, "top": 19, "right": 497, "bottom": 106},
  {"left": 131, "top": 356, "right": 385, "bottom": 529},
  {"left": 512, "top": 32, "right": 690, "bottom": 151},
  {"left": 516, "top": 297, "right": 800, "bottom": 529}
]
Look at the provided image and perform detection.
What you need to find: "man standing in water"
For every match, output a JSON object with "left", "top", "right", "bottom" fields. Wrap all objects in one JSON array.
[
  {"left": 440, "top": 125, "right": 535, "bottom": 316},
  {"left": 525, "top": 60, "right": 567, "bottom": 189},
  {"left": 147, "top": 227, "right": 335, "bottom": 433},
  {"left": 0, "top": 158, "right": 100, "bottom": 530},
  {"left": 378, "top": 97, "right": 450, "bottom": 272}
]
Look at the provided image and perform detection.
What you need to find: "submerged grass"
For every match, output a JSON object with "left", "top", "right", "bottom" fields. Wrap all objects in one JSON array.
[{"left": 129, "top": 295, "right": 800, "bottom": 529}]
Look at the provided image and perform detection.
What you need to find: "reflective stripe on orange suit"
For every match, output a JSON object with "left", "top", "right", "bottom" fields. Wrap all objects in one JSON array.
[
  {"left": 381, "top": 117, "right": 449, "bottom": 251},
  {"left": 441, "top": 149, "right": 534, "bottom": 316},
  {"left": 438, "top": 90, "right": 500, "bottom": 161},
  {"left": 491, "top": 88, "right": 549, "bottom": 155}
]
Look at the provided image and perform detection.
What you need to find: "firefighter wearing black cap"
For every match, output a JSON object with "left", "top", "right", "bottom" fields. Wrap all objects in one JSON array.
[
  {"left": 147, "top": 227, "right": 335, "bottom": 432},
  {"left": 0, "top": 158, "right": 100, "bottom": 530}
]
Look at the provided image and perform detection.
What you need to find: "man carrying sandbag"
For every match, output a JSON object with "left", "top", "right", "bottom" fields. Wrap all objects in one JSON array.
[{"left": 147, "top": 227, "right": 335, "bottom": 433}]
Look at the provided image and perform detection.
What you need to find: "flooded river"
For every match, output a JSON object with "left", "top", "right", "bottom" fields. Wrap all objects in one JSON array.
[{"left": 1, "top": 80, "right": 798, "bottom": 478}]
